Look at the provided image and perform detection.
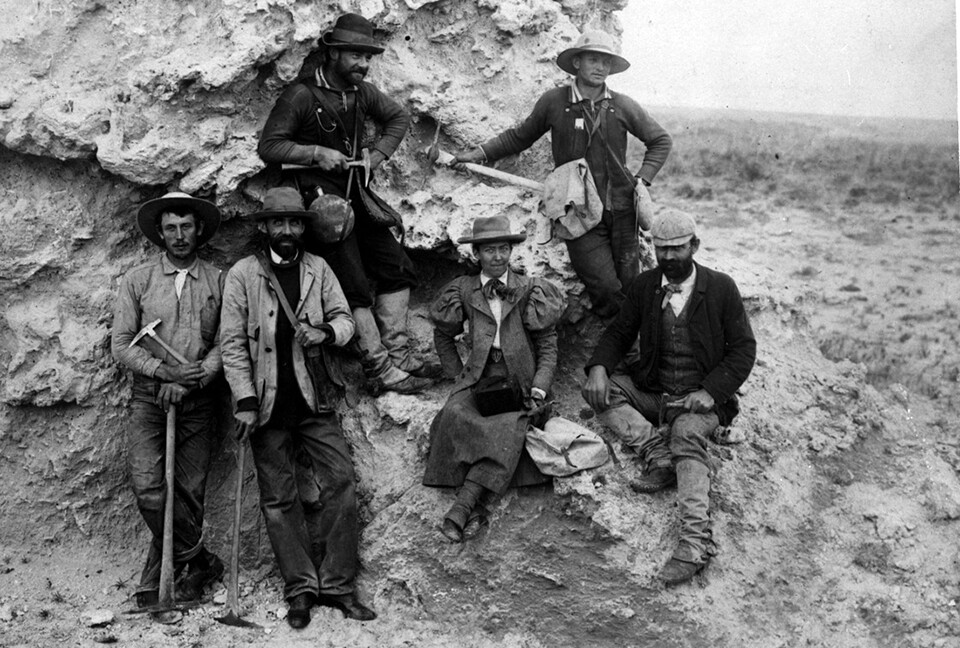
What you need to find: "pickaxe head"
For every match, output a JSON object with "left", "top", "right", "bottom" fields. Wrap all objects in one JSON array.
[
  {"left": 347, "top": 149, "right": 371, "bottom": 187},
  {"left": 129, "top": 318, "right": 162, "bottom": 349}
]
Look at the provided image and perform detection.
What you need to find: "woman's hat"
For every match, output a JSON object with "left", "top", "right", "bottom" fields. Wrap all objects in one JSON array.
[
  {"left": 320, "top": 13, "right": 385, "bottom": 54},
  {"left": 556, "top": 29, "right": 630, "bottom": 76},
  {"left": 457, "top": 215, "right": 527, "bottom": 245},
  {"left": 137, "top": 192, "right": 221, "bottom": 248}
]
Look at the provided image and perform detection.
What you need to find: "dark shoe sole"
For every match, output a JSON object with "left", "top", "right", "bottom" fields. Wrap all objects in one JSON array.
[{"left": 629, "top": 468, "right": 677, "bottom": 493}]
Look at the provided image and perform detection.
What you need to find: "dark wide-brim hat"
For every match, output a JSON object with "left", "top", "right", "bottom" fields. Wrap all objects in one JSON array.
[
  {"left": 457, "top": 215, "right": 527, "bottom": 245},
  {"left": 556, "top": 29, "right": 630, "bottom": 76},
  {"left": 137, "top": 191, "right": 221, "bottom": 248},
  {"left": 320, "top": 13, "right": 385, "bottom": 54},
  {"left": 250, "top": 187, "right": 317, "bottom": 221}
]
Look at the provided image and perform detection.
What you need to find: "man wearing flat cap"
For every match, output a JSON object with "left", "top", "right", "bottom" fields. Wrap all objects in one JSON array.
[
  {"left": 258, "top": 13, "right": 434, "bottom": 395},
  {"left": 456, "top": 28, "right": 673, "bottom": 318},
  {"left": 582, "top": 209, "right": 756, "bottom": 584},
  {"left": 111, "top": 191, "right": 225, "bottom": 608},
  {"left": 220, "top": 187, "right": 375, "bottom": 628}
]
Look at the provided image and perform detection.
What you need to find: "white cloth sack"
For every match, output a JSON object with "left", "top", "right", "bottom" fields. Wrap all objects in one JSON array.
[
  {"left": 539, "top": 158, "right": 603, "bottom": 240},
  {"left": 525, "top": 416, "right": 610, "bottom": 477}
]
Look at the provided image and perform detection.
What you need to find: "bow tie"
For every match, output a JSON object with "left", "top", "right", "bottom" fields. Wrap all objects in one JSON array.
[
  {"left": 482, "top": 278, "right": 516, "bottom": 302},
  {"left": 661, "top": 283, "right": 683, "bottom": 310}
]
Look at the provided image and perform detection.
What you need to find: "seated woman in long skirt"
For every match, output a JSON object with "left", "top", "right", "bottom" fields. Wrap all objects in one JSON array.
[{"left": 422, "top": 215, "right": 564, "bottom": 542}]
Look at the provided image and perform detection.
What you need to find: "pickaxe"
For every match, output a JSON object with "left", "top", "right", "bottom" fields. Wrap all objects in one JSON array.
[
  {"left": 425, "top": 122, "right": 544, "bottom": 192},
  {"left": 281, "top": 148, "right": 371, "bottom": 188},
  {"left": 130, "top": 318, "right": 190, "bottom": 365},
  {"left": 127, "top": 318, "right": 189, "bottom": 623},
  {"left": 215, "top": 438, "right": 260, "bottom": 629}
]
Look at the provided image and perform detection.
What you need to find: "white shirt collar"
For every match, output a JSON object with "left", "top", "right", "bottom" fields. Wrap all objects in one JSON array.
[{"left": 480, "top": 270, "right": 509, "bottom": 286}]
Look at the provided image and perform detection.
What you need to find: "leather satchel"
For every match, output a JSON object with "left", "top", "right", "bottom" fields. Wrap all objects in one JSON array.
[
  {"left": 255, "top": 254, "right": 344, "bottom": 413},
  {"left": 473, "top": 375, "right": 524, "bottom": 417}
]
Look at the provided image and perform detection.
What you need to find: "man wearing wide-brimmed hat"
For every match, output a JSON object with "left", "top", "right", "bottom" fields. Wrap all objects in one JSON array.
[
  {"left": 456, "top": 28, "right": 673, "bottom": 318},
  {"left": 111, "top": 191, "right": 226, "bottom": 608},
  {"left": 258, "top": 13, "right": 435, "bottom": 395},
  {"left": 220, "top": 187, "right": 376, "bottom": 628},
  {"left": 582, "top": 209, "right": 756, "bottom": 585},
  {"left": 422, "top": 216, "right": 564, "bottom": 543}
]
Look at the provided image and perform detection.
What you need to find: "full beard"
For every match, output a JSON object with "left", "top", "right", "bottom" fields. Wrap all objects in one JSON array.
[
  {"left": 660, "top": 258, "right": 694, "bottom": 282},
  {"left": 269, "top": 235, "right": 302, "bottom": 261}
]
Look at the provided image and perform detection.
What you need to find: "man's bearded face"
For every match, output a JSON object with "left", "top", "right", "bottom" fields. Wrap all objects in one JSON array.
[
  {"left": 262, "top": 216, "right": 305, "bottom": 260},
  {"left": 333, "top": 49, "right": 373, "bottom": 86},
  {"left": 655, "top": 239, "right": 698, "bottom": 282}
]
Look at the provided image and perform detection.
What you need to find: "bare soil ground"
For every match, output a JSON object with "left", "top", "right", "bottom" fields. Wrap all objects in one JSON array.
[{"left": 1, "top": 109, "right": 958, "bottom": 648}]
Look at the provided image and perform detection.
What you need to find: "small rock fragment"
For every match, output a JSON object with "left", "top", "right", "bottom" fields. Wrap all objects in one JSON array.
[
  {"left": 92, "top": 631, "right": 118, "bottom": 644},
  {"left": 0, "top": 92, "right": 12, "bottom": 109},
  {"left": 81, "top": 608, "right": 114, "bottom": 627},
  {"left": 0, "top": 603, "right": 14, "bottom": 621},
  {"left": 213, "top": 589, "right": 227, "bottom": 605}
]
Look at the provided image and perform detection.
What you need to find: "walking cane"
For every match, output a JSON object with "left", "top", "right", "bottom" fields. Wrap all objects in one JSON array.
[{"left": 216, "top": 436, "right": 261, "bottom": 629}]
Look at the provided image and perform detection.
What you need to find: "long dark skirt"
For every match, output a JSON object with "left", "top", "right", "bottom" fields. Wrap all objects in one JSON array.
[{"left": 422, "top": 388, "right": 548, "bottom": 494}]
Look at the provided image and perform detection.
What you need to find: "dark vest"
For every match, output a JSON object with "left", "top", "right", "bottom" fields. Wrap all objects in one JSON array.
[{"left": 657, "top": 301, "right": 702, "bottom": 396}]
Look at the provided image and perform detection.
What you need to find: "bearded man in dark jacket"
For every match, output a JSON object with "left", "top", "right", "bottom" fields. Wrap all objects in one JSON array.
[{"left": 582, "top": 209, "right": 756, "bottom": 585}]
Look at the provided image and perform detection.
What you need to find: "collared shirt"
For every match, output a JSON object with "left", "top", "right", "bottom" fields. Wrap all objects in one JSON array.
[
  {"left": 111, "top": 253, "right": 224, "bottom": 388},
  {"left": 661, "top": 266, "right": 697, "bottom": 316},
  {"left": 480, "top": 270, "right": 509, "bottom": 349}
]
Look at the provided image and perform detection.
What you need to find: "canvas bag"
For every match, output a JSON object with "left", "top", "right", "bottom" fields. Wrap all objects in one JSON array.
[
  {"left": 525, "top": 416, "right": 610, "bottom": 477},
  {"left": 540, "top": 158, "right": 604, "bottom": 240}
]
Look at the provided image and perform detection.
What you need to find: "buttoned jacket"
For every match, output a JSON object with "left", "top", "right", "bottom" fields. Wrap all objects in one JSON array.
[
  {"left": 431, "top": 272, "right": 563, "bottom": 396},
  {"left": 587, "top": 263, "right": 756, "bottom": 425},
  {"left": 221, "top": 252, "right": 354, "bottom": 425}
]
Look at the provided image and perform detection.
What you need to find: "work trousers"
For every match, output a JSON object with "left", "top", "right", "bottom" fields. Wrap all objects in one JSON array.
[
  {"left": 127, "top": 389, "right": 217, "bottom": 593},
  {"left": 606, "top": 374, "right": 718, "bottom": 469},
  {"left": 564, "top": 208, "right": 640, "bottom": 316},
  {"left": 249, "top": 413, "right": 359, "bottom": 601}
]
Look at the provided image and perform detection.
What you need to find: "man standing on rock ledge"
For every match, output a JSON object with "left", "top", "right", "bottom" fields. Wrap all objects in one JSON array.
[
  {"left": 582, "top": 209, "right": 756, "bottom": 584},
  {"left": 258, "top": 12, "right": 437, "bottom": 395},
  {"left": 111, "top": 192, "right": 225, "bottom": 608},
  {"left": 221, "top": 188, "right": 376, "bottom": 629},
  {"left": 455, "top": 28, "right": 672, "bottom": 318}
]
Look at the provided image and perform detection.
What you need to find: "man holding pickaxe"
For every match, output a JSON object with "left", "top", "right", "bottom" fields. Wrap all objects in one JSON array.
[
  {"left": 111, "top": 192, "right": 225, "bottom": 610},
  {"left": 258, "top": 12, "right": 437, "bottom": 395}
]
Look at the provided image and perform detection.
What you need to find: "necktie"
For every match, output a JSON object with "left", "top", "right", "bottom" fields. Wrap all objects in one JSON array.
[
  {"left": 482, "top": 279, "right": 516, "bottom": 302},
  {"left": 661, "top": 283, "right": 682, "bottom": 311},
  {"left": 174, "top": 269, "right": 189, "bottom": 300}
]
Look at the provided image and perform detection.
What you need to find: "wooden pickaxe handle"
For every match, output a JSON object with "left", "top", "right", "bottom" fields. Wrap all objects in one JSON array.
[
  {"left": 147, "top": 330, "right": 191, "bottom": 366},
  {"left": 459, "top": 162, "right": 544, "bottom": 192}
]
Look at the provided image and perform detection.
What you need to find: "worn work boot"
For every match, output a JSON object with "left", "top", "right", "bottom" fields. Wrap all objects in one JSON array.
[
  {"left": 374, "top": 289, "right": 443, "bottom": 379},
  {"left": 175, "top": 552, "right": 224, "bottom": 602},
  {"left": 316, "top": 592, "right": 377, "bottom": 621},
  {"left": 287, "top": 592, "right": 315, "bottom": 629},
  {"left": 659, "top": 552, "right": 710, "bottom": 585},
  {"left": 629, "top": 466, "right": 677, "bottom": 493},
  {"left": 352, "top": 306, "right": 430, "bottom": 393}
]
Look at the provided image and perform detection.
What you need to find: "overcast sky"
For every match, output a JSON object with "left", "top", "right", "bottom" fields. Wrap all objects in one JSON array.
[{"left": 615, "top": 0, "right": 957, "bottom": 120}]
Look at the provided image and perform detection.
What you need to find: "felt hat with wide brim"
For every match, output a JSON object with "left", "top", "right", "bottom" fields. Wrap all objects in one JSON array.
[
  {"left": 249, "top": 187, "right": 318, "bottom": 222},
  {"left": 457, "top": 215, "right": 527, "bottom": 245},
  {"left": 137, "top": 192, "right": 221, "bottom": 248},
  {"left": 556, "top": 29, "right": 630, "bottom": 76},
  {"left": 320, "top": 13, "right": 385, "bottom": 54}
]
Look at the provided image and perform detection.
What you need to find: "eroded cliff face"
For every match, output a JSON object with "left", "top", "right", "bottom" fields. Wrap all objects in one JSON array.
[
  {"left": 0, "top": 0, "right": 626, "bottom": 544},
  {"left": 2, "top": 2, "right": 960, "bottom": 647}
]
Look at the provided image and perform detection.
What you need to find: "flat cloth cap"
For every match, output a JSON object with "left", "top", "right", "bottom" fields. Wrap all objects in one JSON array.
[{"left": 651, "top": 209, "right": 697, "bottom": 246}]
